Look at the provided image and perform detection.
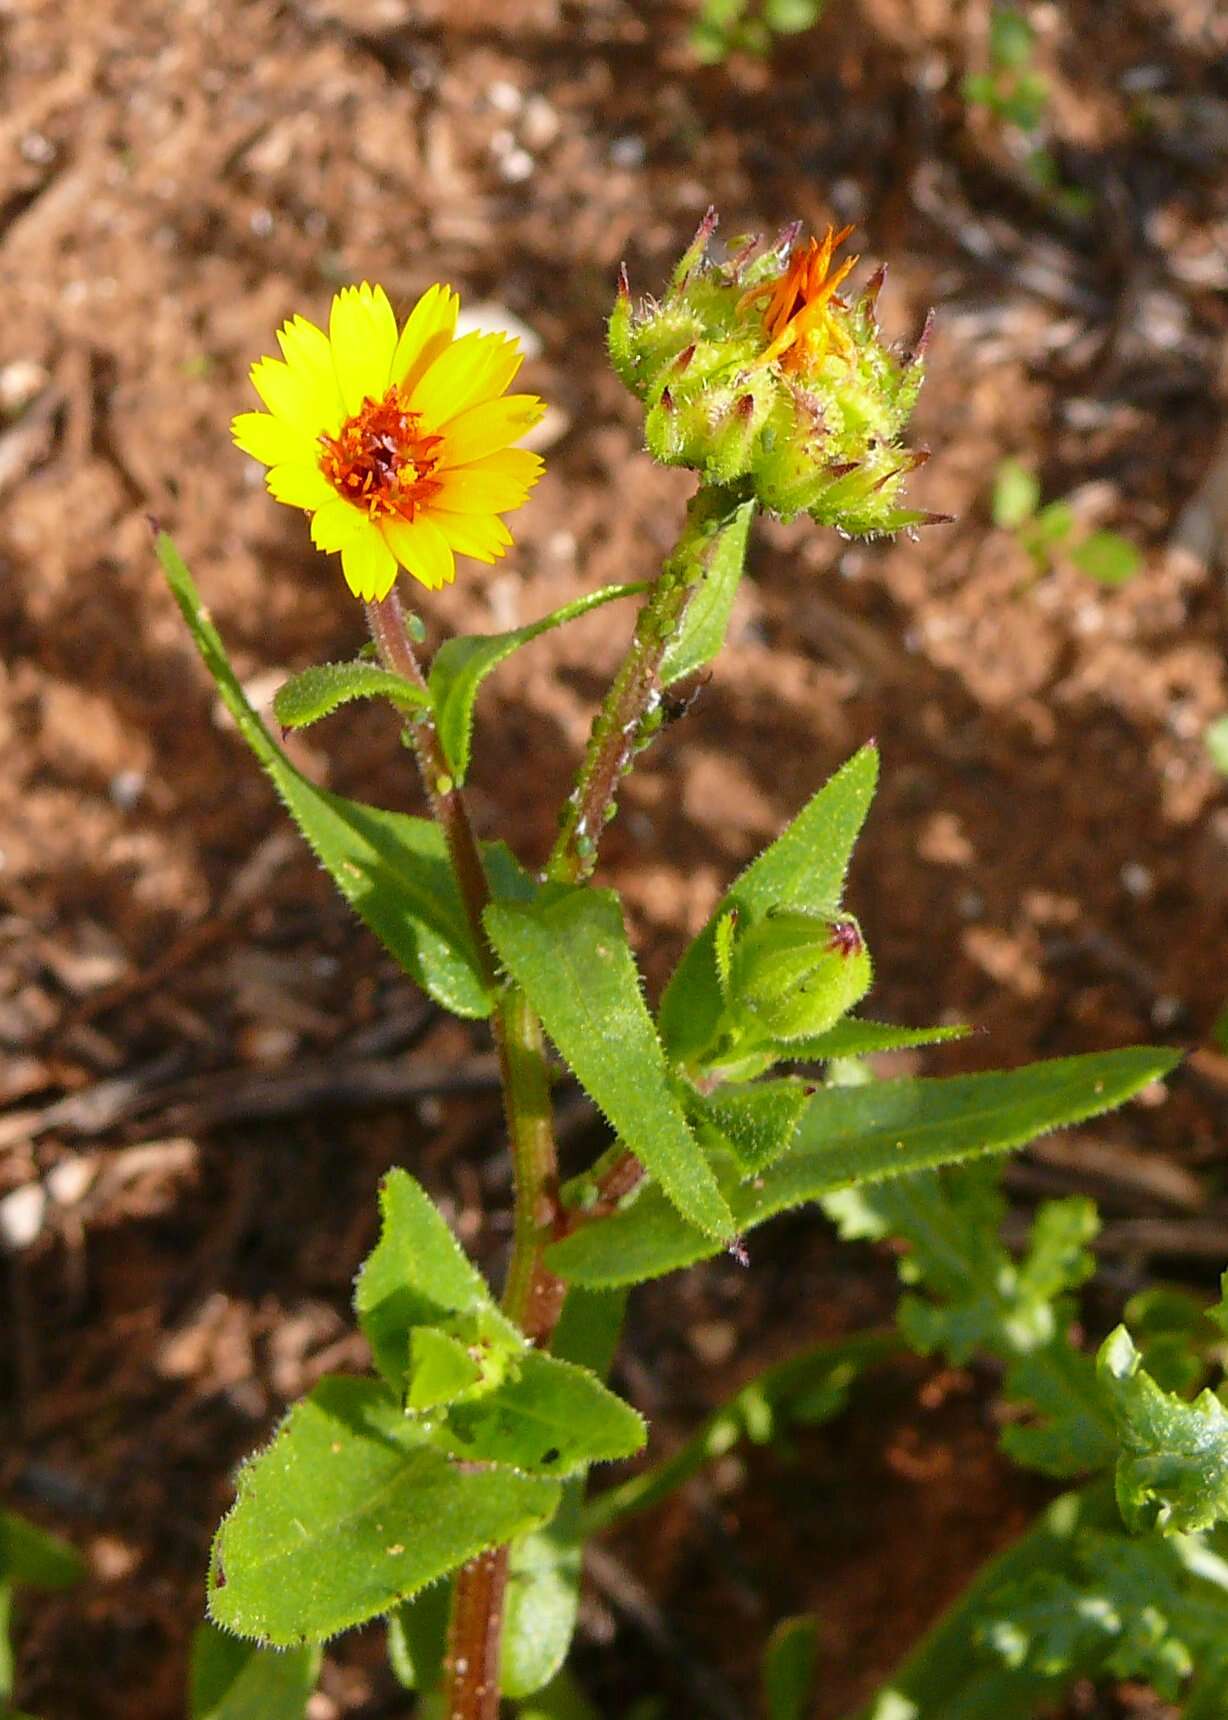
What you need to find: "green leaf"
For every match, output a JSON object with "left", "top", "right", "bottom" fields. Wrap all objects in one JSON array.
[
  {"left": 1099, "top": 1326, "right": 1228, "bottom": 1534},
  {"left": 437, "top": 1350, "right": 645, "bottom": 1477},
  {"left": 272, "top": 661, "right": 430, "bottom": 730},
  {"left": 0, "top": 1513, "right": 84, "bottom": 1589},
  {"left": 515, "top": 1667, "right": 601, "bottom": 1720},
  {"left": 989, "top": 6, "right": 1035, "bottom": 69},
  {"left": 386, "top": 1581, "right": 450, "bottom": 1692},
  {"left": 762, "top": 0, "right": 825, "bottom": 34},
  {"left": 547, "top": 1048, "right": 1178, "bottom": 1287},
  {"left": 1070, "top": 530, "right": 1142, "bottom": 586},
  {"left": 485, "top": 887, "right": 734, "bottom": 1240},
  {"left": 189, "top": 1623, "right": 320, "bottom": 1719},
  {"left": 354, "top": 1169, "right": 522, "bottom": 1396},
  {"left": 1205, "top": 716, "right": 1228, "bottom": 776},
  {"left": 659, "top": 498, "right": 754, "bottom": 686},
  {"left": 763, "top": 1615, "right": 820, "bottom": 1720},
  {"left": 776, "top": 1018, "right": 971, "bottom": 1062},
  {"left": 157, "top": 533, "right": 517, "bottom": 1019},
  {"left": 1001, "top": 1343, "right": 1117, "bottom": 1477},
  {"left": 1022, "top": 499, "right": 1075, "bottom": 553},
  {"left": 990, "top": 459, "right": 1040, "bottom": 530},
  {"left": 429, "top": 585, "right": 645, "bottom": 783},
  {"left": 658, "top": 744, "right": 879, "bottom": 1067},
  {"left": 684, "top": 1078, "right": 812, "bottom": 1172},
  {"left": 209, "top": 1375, "right": 560, "bottom": 1644},
  {"left": 502, "top": 1496, "right": 583, "bottom": 1698}
]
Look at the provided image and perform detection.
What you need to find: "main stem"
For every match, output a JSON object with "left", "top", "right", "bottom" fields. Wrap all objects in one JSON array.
[{"left": 366, "top": 591, "right": 562, "bottom": 1720}]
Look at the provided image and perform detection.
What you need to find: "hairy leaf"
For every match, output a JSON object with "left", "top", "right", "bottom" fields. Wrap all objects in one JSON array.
[
  {"left": 157, "top": 533, "right": 525, "bottom": 1018},
  {"left": 354, "top": 1169, "right": 522, "bottom": 1395},
  {"left": 485, "top": 887, "right": 734, "bottom": 1240},
  {"left": 548, "top": 1049, "right": 1176, "bottom": 1287},
  {"left": 658, "top": 745, "right": 878, "bottom": 1066},
  {"left": 683, "top": 1078, "right": 812, "bottom": 1172},
  {"left": 209, "top": 1376, "right": 559, "bottom": 1644},
  {"left": 777, "top": 1018, "right": 971, "bottom": 1062},
  {"left": 437, "top": 1351, "right": 645, "bottom": 1477},
  {"left": 1099, "top": 1326, "right": 1228, "bottom": 1534},
  {"left": 273, "top": 660, "right": 430, "bottom": 731},
  {"left": 429, "top": 584, "right": 645, "bottom": 782},
  {"left": 658, "top": 497, "right": 754, "bottom": 686},
  {"left": 189, "top": 1623, "right": 320, "bottom": 1719}
]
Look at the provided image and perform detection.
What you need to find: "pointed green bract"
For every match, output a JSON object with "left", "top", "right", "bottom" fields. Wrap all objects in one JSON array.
[
  {"left": 777, "top": 1018, "right": 971, "bottom": 1062},
  {"left": 272, "top": 660, "right": 430, "bottom": 730},
  {"left": 547, "top": 1048, "right": 1178, "bottom": 1287},
  {"left": 209, "top": 1376, "right": 560, "bottom": 1645},
  {"left": 354, "top": 1169, "right": 523, "bottom": 1395},
  {"left": 1099, "top": 1327, "right": 1228, "bottom": 1535},
  {"left": 157, "top": 533, "right": 526, "bottom": 1019},
  {"left": 428, "top": 584, "right": 646, "bottom": 783},
  {"left": 485, "top": 887, "right": 735, "bottom": 1240},
  {"left": 189, "top": 1623, "right": 320, "bottom": 1719},
  {"left": 658, "top": 744, "right": 879, "bottom": 1066},
  {"left": 658, "top": 497, "right": 754, "bottom": 686}
]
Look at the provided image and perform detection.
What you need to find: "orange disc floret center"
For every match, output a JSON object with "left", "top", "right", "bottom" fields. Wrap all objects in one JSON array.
[
  {"left": 318, "top": 387, "right": 444, "bottom": 522},
  {"left": 740, "top": 224, "right": 859, "bottom": 371}
]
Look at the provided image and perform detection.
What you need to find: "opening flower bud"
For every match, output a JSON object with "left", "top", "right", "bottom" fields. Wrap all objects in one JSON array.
[{"left": 611, "top": 212, "right": 937, "bottom": 538}]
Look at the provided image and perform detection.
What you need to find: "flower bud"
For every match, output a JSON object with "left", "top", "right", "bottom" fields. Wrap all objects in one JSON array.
[
  {"left": 610, "top": 212, "right": 942, "bottom": 538},
  {"left": 725, "top": 909, "right": 872, "bottom": 1044}
]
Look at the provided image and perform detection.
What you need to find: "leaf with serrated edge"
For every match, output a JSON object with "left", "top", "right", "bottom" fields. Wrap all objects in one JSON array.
[
  {"left": 485, "top": 887, "right": 734, "bottom": 1240},
  {"left": 1099, "top": 1326, "right": 1228, "bottom": 1534},
  {"left": 547, "top": 1048, "right": 1179, "bottom": 1287},
  {"left": 684, "top": 1079, "right": 811, "bottom": 1173},
  {"left": 429, "top": 584, "right": 645, "bottom": 783},
  {"left": 157, "top": 534, "right": 517, "bottom": 1019},
  {"left": 209, "top": 1376, "right": 559, "bottom": 1645},
  {"left": 354, "top": 1169, "right": 522, "bottom": 1394},
  {"left": 778, "top": 1018, "right": 971, "bottom": 1062},
  {"left": 435, "top": 1351, "right": 645, "bottom": 1477},
  {"left": 274, "top": 661, "right": 430, "bottom": 730},
  {"left": 658, "top": 745, "right": 879, "bottom": 1065}
]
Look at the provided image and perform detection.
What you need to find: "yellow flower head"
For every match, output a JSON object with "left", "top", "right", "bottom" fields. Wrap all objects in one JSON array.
[{"left": 232, "top": 282, "right": 545, "bottom": 601}]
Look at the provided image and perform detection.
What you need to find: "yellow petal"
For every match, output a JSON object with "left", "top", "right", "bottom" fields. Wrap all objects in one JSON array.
[
  {"left": 434, "top": 449, "right": 543, "bottom": 515},
  {"left": 391, "top": 284, "right": 459, "bottom": 398},
  {"left": 232, "top": 410, "right": 315, "bottom": 468},
  {"left": 266, "top": 463, "right": 337, "bottom": 510},
  {"left": 408, "top": 332, "right": 523, "bottom": 428},
  {"left": 341, "top": 526, "right": 399, "bottom": 601},
  {"left": 435, "top": 512, "right": 513, "bottom": 564},
  {"left": 439, "top": 395, "right": 545, "bottom": 467},
  {"left": 250, "top": 355, "right": 334, "bottom": 432},
  {"left": 311, "top": 498, "right": 367, "bottom": 553},
  {"left": 382, "top": 516, "right": 456, "bottom": 590},
  {"left": 277, "top": 314, "right": 344, "bottom": 435},
  {"left": 329, "top": 283, "right": 399, "bottom": 417}
]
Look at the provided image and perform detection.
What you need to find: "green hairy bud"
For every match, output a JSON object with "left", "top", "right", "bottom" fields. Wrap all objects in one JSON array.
[
  {"left": 609, "top": 209, "right": 945, "bottom": 537},
  {"left": 718, "top": 906, "right": 873, "bottom": 1046}
]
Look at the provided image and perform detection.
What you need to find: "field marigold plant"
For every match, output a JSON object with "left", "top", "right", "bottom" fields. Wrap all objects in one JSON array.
[
  {"left": 232, "top": 281, "right": 544, "bottom": 599},
  {"left": 143, "top": 215, "right": 1205, "bottom": 1720}
]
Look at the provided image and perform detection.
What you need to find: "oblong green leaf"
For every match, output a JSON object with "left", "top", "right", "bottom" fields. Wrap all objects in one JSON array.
[
  {"left": 429, "top": 584, "right": 645, "bottom": 783},
  {"left": 209, "top": 1376, "right": 559, "bottom": 1645},
  {"left": 658, "top": 497, "right": 754, "bottom": 686},
  {"left": 157, "top": 533, "right": 503, "bottom": 1018},
  {"left": 778, "top": 1018, "right": 972, "bottom": 1062},
  {"left": 547, "top": 1048, "right": 1179, "bottom": 1287},
  {"left": 658, "top": 744, "right": 879, "bottom": 1066},
  {"left": 485, "top": 887, "right": 734, "bottom": 1240},
  {"left": 501, "top": 1498, "right": 583, "bottom": 1699},
  {"left": 273, "top": 661, "right": 430, "bottom": 730},
  {"left": 763, "top": 1615, "right": 820, "bottom": 1720},
  {"left": 189, "top": 1623, "right": 320, "bottom": 1719},
  {"left": 0, "top": 1512, "right": 83, "bottom": 1589}
]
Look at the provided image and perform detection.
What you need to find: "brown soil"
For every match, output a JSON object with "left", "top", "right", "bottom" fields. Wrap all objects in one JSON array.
[{"left": 2, "top": 0, "right": 1227, "bottom": 1715}]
